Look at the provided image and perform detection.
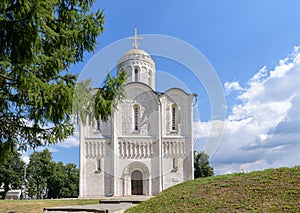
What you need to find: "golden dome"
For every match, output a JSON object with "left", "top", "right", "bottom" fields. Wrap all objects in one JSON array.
[{"left": 123, "top": 48, "right": 150, "bottom": 56}]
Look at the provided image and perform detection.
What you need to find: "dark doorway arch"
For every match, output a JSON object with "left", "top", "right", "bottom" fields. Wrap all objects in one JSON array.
[{"left": 131, "top": 170, "right": 143, "bottom": 195}]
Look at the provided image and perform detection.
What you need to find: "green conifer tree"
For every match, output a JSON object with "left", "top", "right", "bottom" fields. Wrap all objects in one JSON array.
[{"left": 0, "top": 0, "right": 126, "bottom": 158}]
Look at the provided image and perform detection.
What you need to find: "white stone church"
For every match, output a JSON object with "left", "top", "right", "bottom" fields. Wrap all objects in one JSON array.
[{"left": 79, "top": 30, "right": 196, "bottom": 197}]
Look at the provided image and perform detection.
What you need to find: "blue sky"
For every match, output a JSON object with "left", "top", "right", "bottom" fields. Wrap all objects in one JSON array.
[{"left": 23, "top": 0, "right": 300, "bottom": 174}]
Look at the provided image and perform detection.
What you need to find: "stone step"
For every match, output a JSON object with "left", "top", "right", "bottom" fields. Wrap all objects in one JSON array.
[{"left": 99, "top": 199, "right": 142, "bottom": 204}]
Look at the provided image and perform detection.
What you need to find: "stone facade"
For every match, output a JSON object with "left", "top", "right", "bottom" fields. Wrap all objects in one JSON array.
[{"left": 79, "top": 47, "right": 195, "bottom": 197}]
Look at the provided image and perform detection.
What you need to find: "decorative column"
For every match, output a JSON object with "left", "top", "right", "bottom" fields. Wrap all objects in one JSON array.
[{"left": 79, "top": 120, "right": 86, "bottom": 197}]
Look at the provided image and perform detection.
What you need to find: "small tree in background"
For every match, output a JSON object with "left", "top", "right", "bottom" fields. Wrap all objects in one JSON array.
[
  {"left": 26, "top": 149, "right": 79, "bottom": 199},
  {"left": 61, "top": 163, "right": 79, "bottom": 198},
  {"left": 194, "top": 151, "right": 214, "bottom": 178},
  {"left": 0, "top": 149, "right": 25, "bottom": 199},
  {"left": 47, "top": 161, "right": 66, "bottom": 199},
  {"left": 27, "top": 149, "right": 53, "bottom": 199},
  {"left": 47, "top": 162, "right": 79, "bottom": 198}
]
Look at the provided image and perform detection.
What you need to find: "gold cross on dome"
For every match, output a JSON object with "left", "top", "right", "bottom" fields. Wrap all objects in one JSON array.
[{"left": 129, "top": 26, "right": 143, "bottom": 49}]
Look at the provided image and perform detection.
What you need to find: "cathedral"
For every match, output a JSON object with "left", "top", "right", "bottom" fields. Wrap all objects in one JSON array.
[{"left": 79, "top": 29, "right": 196, "bottom": 197}]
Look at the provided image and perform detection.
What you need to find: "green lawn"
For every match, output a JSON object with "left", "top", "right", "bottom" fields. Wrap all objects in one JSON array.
[
  {"left": 0, "top": 199, "right": 99, "bottom": 213},
  {"left": 126, "top": 166, "right": 300, "bottom": 212}
]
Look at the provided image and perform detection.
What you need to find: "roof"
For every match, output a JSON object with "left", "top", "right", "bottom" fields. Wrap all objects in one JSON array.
[
  {"left": 117, "top": 48, "right": 154, "bottom": 65},
  {"left": 123, "top": 48, "right": 150, "bottom": 56}
]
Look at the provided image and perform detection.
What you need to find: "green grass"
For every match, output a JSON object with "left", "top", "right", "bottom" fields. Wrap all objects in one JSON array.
[
  {"left": 126, "top": 166, "right": 300, "bottom": 212},
  {"left": 0, "top": 199, "right": 99, "bottom": 213}
]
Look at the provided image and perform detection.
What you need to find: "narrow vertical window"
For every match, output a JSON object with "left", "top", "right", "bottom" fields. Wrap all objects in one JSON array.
[
  {"left": 171, "top": 104, "right": 177, "bottom": 131},
  {"left": 172, "top": 158, "right": 178, "bottom": 172},
  {"left": 96, "top": 118, "right": 101, "bottom": 131},
  {"left": 148, "top": 71, "right": 151, "bottom": 85},
  {"left": 96, "top": 159, "right": 101, "bottom": 172},
  {"left": 134, "top": 105, "right": 139, "bottom": 131},
  {"left": 134, "top": 68, "right": 138, "bottom": 82}
]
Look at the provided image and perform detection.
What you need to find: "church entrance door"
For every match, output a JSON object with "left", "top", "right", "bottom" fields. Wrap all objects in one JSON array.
[{"left": 131, "top": 170, "right": 143, "bottom": 195}]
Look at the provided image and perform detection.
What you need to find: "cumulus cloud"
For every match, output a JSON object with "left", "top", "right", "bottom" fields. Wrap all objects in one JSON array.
[
  {"left": 195, "top": 47, "right": 300, "bottom": 174},
  {"left": 224, "top": 81, "right": 243, "bottom": 95},
  {"left": 52, "top": 126, "right": 79, "bottom": 149},
  {"left": 19, "top": 129, "right": 80, "bottom": 164},
  {"left": 20, "top": 146, "right": 59, "bottom": 164},
  {"left": 56, "top": 135, "right": 79, "bottom": 148}
]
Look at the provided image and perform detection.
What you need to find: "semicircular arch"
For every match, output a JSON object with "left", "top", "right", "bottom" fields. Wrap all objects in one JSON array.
[{"left": 123, "top": 161, "right": 150, "bottom": 178}]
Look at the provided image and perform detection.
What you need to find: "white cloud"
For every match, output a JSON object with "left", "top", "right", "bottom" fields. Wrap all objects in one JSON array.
[
  {"left": 52, "top": 126, "right": 79, "bottom": 149},
  {"left": 193, "top": 121, "right": 211, "bottom": 138},
  {"left": 195, "top": 47, "right": 300, "bottom": 174},
  {"left": 19, "top": 127, "right": 79, "bottom": 165},
  {"left": 250, "top": 66, "right": 268, "bottom": 84},
  {"left": 224, "top": 81, "right": 243, "bottom": 95},
  {"left": 19, "top": 146, "right": 59, "bottom": 165},
  {"left": 21, "top": 152, "right": 30, "bottom": 164},
  {"left": 55, "top": 135, "right": 79, "bottom": 148}
]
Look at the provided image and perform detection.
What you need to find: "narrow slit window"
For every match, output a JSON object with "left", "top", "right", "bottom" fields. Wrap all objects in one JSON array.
[
  {"left": 134, "top": 68, "right": 139, "bottom": 82},
  {"left": 134, "top": 105, "right": 139, "bottom": 131},
  {"left": 171, "top": 105, "right": 177, "bottom": 131},
  {"left": 96, "top": 159, "right": 101, "bottom": 172},
  {"left": 173, "top": 158, "right": 177, "bottom": 169},
  {"left": 148, "top": 71, "right": 151, "bottom": 85},
  {"left": 172, "top": 158, "right": 178, "bottom": 172},
  {"left": 96, "top": 118, "right": 101, "bottom": 131}
]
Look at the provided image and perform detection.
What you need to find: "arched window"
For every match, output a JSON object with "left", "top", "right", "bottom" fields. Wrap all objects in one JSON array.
[
  {"left": 171, "top": 104, "right": 178, "bottom": 131},
  {"left": 133, "top": 104, "right": 140, "bottom": 131},
  {"left": 134, "top": 68, "right": 139, "bottom": 82}
]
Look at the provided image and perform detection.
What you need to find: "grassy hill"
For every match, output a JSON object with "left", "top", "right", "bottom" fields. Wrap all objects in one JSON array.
[{"left": 126, "top": 166, "right": 300, "bottom": 212}]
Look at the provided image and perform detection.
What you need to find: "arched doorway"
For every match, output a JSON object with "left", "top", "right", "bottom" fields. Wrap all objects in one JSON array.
[
  {"left": 131, "top": 170, "right": 143, "bottom": 195},
  {"left": 122, "top": 161, "right": 150, "bottom": 196}
]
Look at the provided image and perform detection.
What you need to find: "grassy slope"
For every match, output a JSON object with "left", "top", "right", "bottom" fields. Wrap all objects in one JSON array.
[
  {"left": 127, "top": 166, "right": 300, "bottom": 212},
  {"left": 0, "top": 199, "right": 99, "bottom": 213}
]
